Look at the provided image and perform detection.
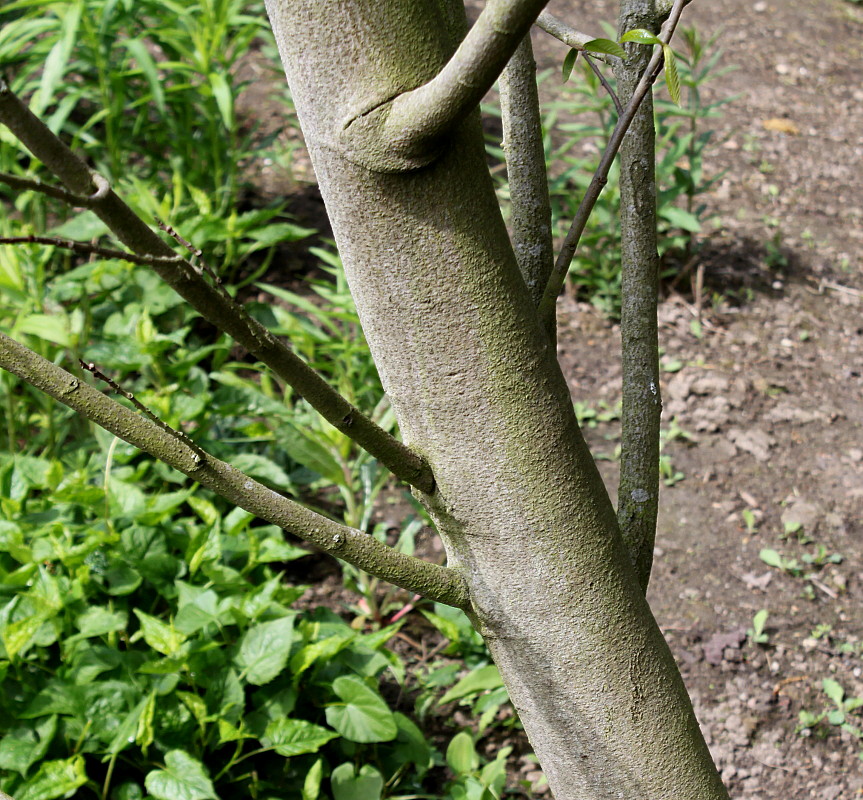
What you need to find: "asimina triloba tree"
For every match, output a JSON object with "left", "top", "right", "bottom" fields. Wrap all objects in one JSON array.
[{"left": 0, "top": 0, "right": 730, "bottom": 797}]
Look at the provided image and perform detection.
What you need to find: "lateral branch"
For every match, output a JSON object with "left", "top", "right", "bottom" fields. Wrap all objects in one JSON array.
[{"left": 0, "top": 331, "right": 469, "bottom": 609}]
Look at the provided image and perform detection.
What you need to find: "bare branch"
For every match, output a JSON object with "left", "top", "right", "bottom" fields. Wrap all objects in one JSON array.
[
  {"left": 0, "top": 235, "right": 184, "bottom": 267},
  {"left": 584, "top": 54, "right": 623, "bottom": 115},
  {"left": 0, "top": 331, "right": 469, "bottom": 609},
  {"left": 341, "top": 0, "right": 549, "bottom": 172},
  {"left": 499, "top": 35, "right": 553, "bottom": 308},
  {"left": 0, "top": 77, "right": 435, "bottom": 494},
  {"left": 537, "top": 0, "right": 689, "bottom": 329},
  {"left": 0, "top": 171, "right": 95, "bottom": 205}
]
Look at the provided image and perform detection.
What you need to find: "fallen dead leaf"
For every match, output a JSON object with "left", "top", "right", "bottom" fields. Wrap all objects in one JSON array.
[{"left": 762, "top": 117, "right": 800, "bottom": 135}]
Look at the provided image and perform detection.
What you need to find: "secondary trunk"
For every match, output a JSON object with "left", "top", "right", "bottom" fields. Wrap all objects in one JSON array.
[{"left": 265, "top": 1, "right": 729, "bottom": 797}]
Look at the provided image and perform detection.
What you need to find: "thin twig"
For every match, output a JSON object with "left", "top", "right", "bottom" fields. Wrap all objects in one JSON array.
[
  {"left": 583, "top": 54, "right": 623, "bottom": 114},
  {"left": 0, "top": 235, "right": 183, "bottom": 267},
  {"left": 537, "top": 0, "right": 690, "bottom": 325},
  {"left": 0, "top": 171, "right": 93, "bottom": 206},
  {"left": 79, "top": 359, "right": 205, "bottom": 459}
]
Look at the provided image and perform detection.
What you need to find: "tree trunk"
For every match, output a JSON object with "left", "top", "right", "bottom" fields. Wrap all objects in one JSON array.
[{"left": 265, "top": 1, "right": 729, "bottom": 797}]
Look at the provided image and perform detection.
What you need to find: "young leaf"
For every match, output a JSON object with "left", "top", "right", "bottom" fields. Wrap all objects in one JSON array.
[
  {"left": 262, "top": 718, "right": 339, "bottom": 757},
  {"left": 759, "top": 548, "right": 784, "bottom": 570},
  {"left": 663, "top": 45, "right": 682, "bottom": 106},
  {"left": 325, "top": 675, "right": 398, "bottom": 743},
  {"left": 620, "top": 28, "right": 662, "bottom": 46},
  {"left": 330, "top": 763, "right": 384, "bottom": 800},
  {"left": 583, "top": 38, "right": 627, "bottom": 59},
  {"left": 15, "top": 755, "right": 88, "bottom": 800},
  {"left": 236, "top": 615, "right": 295, "bottom": 685},
  {"left": 822, "top": 678, "right": 845, "bottom": 706},
  {"left": 144, "top": 751, "right": 217, "bottom": 800},
  {"left": 133, "top": 610, "right": 187, "bottom": 657},
  {"left": 446, "top": 730, "right": 479, "bottom": 775},
  {"left": 438, "top": 664, "right": 503, "bottom": 705},
  {"left": 562, "top": 48, "right": 578, "bottom": 82}
]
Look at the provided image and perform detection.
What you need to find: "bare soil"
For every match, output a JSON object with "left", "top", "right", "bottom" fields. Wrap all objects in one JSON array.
[{"left": 244, "top": 1, "right": 863, "bottom": 797}]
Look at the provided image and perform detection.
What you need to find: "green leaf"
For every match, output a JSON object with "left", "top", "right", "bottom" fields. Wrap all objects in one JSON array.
[
  {"left": 217, "top": 719, "right": 254, "bottom": 744},
  {"left": 438, "top": 664, "right": 503, "bottom": 705},
  {"left": 0, "top": 716, "right": 56, "bottom": 775},
  {"left": 236, "top": 615, "right": 294, "bottom": 685},
  {"left": 759, "top": 548, "right": 784, "bottom": 569},
  {"left": 133, "top": 609, "right": 187, "bottom": 657},
  {"left": 16, "top": 755, "right": 87, "bottom": 800},
  {"left": 262, "top": 718, "right": 338, "bottom": 757},
  {"left": 123, "top": 38, "right": 166, "bottom": 113},
  {"left": 174, "top": 589, "right": 221, "bottom": 635},
  {"left": 561, "top": 48, "right": 578, "bottom": 82},
  {"left": 660, "top": 206, "right": 702, "bottom": 232},
  {"left": 74, "top": 606, "right": 128, "bottom": 638},
  {"left": 17, "top": 313, "right": 73, "bottom": 347},
  {"left": 583, "top": 38, "right": 627, "bottom": 58},
  {"left": 144, "top": 750, "right": 217, "bottom": 800},
  {"left": 302, "top": 758, "right": 324, "bottom": 800},
  {"left": 446, "top": 730, "right": 479, "bottom": 775},
  {"left": 822, "top": 678, "right": 845, "bottom": 706},
  {"left": 620, "top": 28, "right": 662, "bottom": 45},
  {"left": 325, "top": 675, "right": 397, "bottom": 743},
  {"left": 330, "top": 763, "right": 384, "bottom": 800},
  {"left": 663, "top": 44, "right": 682, "bottom": 106},
  {"left": 208, "top": 72, "right": 234, "bottom": 130}
]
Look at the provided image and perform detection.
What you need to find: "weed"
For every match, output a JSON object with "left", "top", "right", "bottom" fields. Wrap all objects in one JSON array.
[{"left": 747, "top": 609, "right": 770, "bottom": 645}]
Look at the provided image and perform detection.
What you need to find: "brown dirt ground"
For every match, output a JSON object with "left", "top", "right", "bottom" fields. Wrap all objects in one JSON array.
[{"left": 242, "top": 1, "right": 863, "bottom": 797}]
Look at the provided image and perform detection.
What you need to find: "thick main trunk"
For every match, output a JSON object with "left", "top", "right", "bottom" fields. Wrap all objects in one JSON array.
[{"left": 266, "top": 2, "right": 728, "bottom": 798}]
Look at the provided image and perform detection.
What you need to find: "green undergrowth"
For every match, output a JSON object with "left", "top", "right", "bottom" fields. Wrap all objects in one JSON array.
[{"left": 0, "top": 448, "right": 522, "bottom": 799}]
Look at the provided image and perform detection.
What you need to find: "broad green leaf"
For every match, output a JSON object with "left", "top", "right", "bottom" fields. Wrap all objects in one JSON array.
[
  {"left": 16, "top": 754, "right": 87, "bottom": 800},
  {"left": 1, "top": 599, "right": 52, "bottom": 660},
  {"left": 48, "top": 210, "right": 109, "bottom": 240},
  {"left": 74, "top": 606, "right": 128, "bottom": 638},
  {"left": 325, "top": 675, "right": 397, "bottom": 743},
  {"left": 302, "top": 758, "right": 324, "bottom": 800},
  {"left": 236, "top": 615, "right": 294, "bottom": 685},
  {"left": 822, "top": 678, "right": 845, "bottom": 706},
  {"left": 446, "top": 731, "right": 479, "bottom": 775},
  {"left": 0, "top": 716, "right": 57, "bottom": 775},
  {"left": 123, "top": 38, "right": 166, "bottom": 113},
  {"left": 262, "top": 718, "right": 338, "bottom": 757},
  {"left": 659, "top": 206, "right": 702, "bottom": 232},
  {"left": 759, "top": 548, "right": 784, "bottom": 569},
  {"left": 439, "top": 665, "right": 503, "bottom": 705},
  {"left": 620, "top": 28, "right": 662, "bottom": 45},
  {"left": 17, "top": 313, "right": 73, "bottom": 347},
  {"left": 133, "top": 610, "right": 187, "bottom": 657},
  {"left": 144, "top": 750, "right": 217, "bottom": 800},
  {"left": 583, "top": 38, "right": 626, "bottom": 58},
  {"left": 330, "top": 763, "right": 384, "bottom": 800},
  {"left": 561, "top": 48, "right": 578, "bottom": 82},
  {"left": 217, "top": 719, "right": 254, "bottom": 744},
  {"left": 175, "top": 589, "right": 221, "bottom": 635},
  {"left": 392, "top": 712, "right": 433, "bottom": 771},
  {"left": 663, "top": 44, "right": 681, "bottom": 106},
  {"left": 290, "top": 633, "right": 354, "bottom": 677}
]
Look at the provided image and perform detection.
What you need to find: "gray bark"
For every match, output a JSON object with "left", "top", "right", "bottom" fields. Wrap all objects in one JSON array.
[
  {"left": 615, "top": 0, "right": 663, "bottom": 590},
  {"left": 265, "top": 1, "right": 728, "bottom": 798}
]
